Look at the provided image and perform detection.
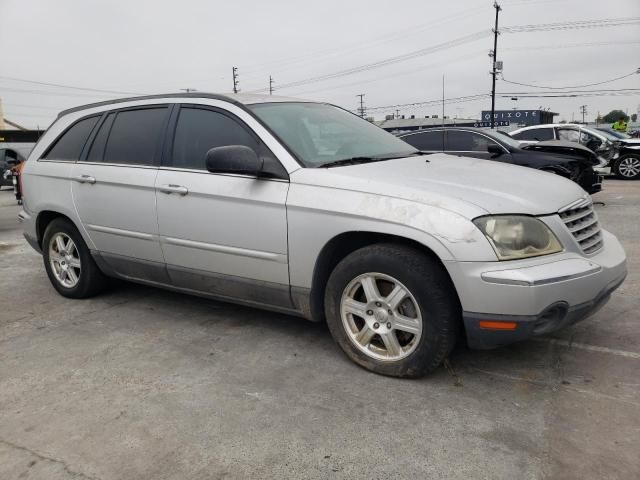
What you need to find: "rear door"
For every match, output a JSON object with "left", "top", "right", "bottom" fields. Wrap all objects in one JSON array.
[
  {"left": 71, "top": 105, "right": 170, "bottom": 282},
  {"left": 155, "top": 104, "right": 292, "bottom": 307}
]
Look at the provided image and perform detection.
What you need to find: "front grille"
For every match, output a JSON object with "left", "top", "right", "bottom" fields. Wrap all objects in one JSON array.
[{"left": 559, "top": 203, "right": 603, "bottom": 254}]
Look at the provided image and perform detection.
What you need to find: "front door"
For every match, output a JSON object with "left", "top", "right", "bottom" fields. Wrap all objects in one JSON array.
[
  {"left": 72, "top": 106, "right": 170, "bottom": 281},
  {"left": 155, "top": 105, "right": 291, "bottom": 307}
]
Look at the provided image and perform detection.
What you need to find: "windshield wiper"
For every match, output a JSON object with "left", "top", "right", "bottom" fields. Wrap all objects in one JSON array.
[{"left": 319, "top": 152, "right": 422, "bottom": 168}]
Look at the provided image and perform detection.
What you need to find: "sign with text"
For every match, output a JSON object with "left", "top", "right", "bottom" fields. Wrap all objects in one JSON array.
[
  {"left": 481, "top": 110, "right": 552, "bottom": 127},
  {"left": 474, "top": 121, "right": 509, "bottom": 127}
]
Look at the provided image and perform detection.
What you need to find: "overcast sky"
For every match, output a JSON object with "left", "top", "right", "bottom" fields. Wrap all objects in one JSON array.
[{"left": 1, "top": 0, "right": 639, "bottom": 129}]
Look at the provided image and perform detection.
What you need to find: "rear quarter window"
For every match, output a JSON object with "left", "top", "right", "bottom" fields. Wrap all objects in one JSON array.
[{"left": 42, "top": 116, "right": 100, "bottom": 161}]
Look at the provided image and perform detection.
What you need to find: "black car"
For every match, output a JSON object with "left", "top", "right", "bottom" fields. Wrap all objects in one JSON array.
[{"left": 399, "top": 127, "right": 602, "bottom": 194}]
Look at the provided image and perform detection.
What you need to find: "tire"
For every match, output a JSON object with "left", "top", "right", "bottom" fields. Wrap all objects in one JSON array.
[
  {"left": 613, "top": 155, "right": 640, "bottom": 180},
  {"left": 324, "top": 243, "right": 460, "bottom": 378},
  {"left": 42, "top": 218, "right": 108, "bottom": 298}
]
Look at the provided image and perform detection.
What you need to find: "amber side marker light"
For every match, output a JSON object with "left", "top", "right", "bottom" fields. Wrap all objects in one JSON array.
[{"left": 478, "top": 320, "right": 518, "bottom": 331}]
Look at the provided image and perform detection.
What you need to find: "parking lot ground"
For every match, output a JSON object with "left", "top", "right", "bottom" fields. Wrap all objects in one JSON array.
[{"left": 0, "top": 181, "right": 638, "bottom": 480}]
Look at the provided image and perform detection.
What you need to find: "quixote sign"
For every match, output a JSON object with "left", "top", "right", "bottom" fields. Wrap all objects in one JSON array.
[{"left": 480, "top": 110, "right": 544, "bottom": 126}]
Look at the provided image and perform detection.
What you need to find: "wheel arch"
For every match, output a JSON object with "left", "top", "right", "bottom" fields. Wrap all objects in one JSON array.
[
  {"left": 36, "top": 210, "right": 76, "bottom": 249},
  {"left": 306, "top": 231, "right": 459, "bottom": 324}
]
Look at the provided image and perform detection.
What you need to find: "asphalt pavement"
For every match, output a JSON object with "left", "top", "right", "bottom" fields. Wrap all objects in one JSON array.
[{"left": 0, "top": 181, "right": 638, "bottom": 479}]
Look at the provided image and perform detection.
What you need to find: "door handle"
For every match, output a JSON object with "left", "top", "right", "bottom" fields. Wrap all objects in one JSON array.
[
  {"left": 159, "top": 184, "right": 189, "bottom": 196},
  {"left": 74, "top": 174, "right": 96, "bottom": 184}
]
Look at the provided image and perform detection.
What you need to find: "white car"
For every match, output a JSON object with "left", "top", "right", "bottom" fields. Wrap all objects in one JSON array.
[
  {"left": 510, "top": 124, "right": 617, "bottom": 172},
  {"left": 19, "top": 94, "right": 627, "bottom": 377}
]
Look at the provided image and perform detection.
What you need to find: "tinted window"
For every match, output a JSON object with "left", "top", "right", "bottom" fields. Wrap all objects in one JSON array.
[
  {"left": 446, "top": 131, "right": 498, "bottom": 152},
  {"left": 402, "top": 130, "right": 444, "bottom": 151},
  {"left": 103, "top": 108, "right": 167, "bottom": 165},
  {"left": 44, "top": 116, "right": 100, "bottom": 161},
  {"left": 513, "top": 128, "right": 554, "bottom": 141},
  {"left": 171, "top": 107, "right": 263, "bottom": 170},
  {"left": 86, "top": 113, "right": 115, "bottom": 162}
]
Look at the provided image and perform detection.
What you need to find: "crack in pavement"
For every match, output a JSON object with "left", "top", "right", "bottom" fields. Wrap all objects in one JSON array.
[{"left": 0, "top": 438, "right": 101, "bottom": 480}]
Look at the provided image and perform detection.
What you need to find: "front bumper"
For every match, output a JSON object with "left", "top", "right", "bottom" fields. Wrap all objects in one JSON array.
[{"left": 446, "top": 229, "right": 627, "bottom": 349}]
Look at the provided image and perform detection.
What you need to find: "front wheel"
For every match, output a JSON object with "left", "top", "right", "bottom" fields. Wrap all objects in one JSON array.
[
  {"left": 613, "top": 155, "right": 640, "bottom": 180},
  {"left": 324, "top": 244, "right": 460, "bottom": 378}
]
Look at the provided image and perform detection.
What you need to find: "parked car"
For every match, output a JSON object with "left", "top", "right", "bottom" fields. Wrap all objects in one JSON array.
[
  {"left": 594, "top": 128, "right": 640, "bottom": 179},
  {"left": 0, "top": 148, "right": 21, "bottom": 188},
  {"left": 398, "top": 127, "right": 603, "bottom": 194},
  {"left": 509, "top": 124, "right": 625, "bottom": 176},
  {"left": 20, "top": 94, "right": 627, "bottom": 378}
]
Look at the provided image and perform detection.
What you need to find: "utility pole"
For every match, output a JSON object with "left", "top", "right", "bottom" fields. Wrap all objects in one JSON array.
[
  {"left": 357, "top": 94, "right": 366, "bottom": 118},
  {"left": 395, "top": 109, "right": 400, "bottom": 119},
  {"left": 232, "top": 66, "right": 239, "bottom": 94},
  {"left": 269, "top": 76, "right": 275, "bottom": 95},
  {"left": 489, "top": 2, "right": 502, "bottom": 129},
  {"left": 580, "top": 105, "right": 588, "bottom": 124},
  {"left": 442, "top": 75, "right": 445, "bottom": 127}
]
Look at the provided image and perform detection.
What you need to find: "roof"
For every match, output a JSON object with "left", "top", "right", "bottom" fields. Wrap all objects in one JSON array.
[
  {"left": 513, "top": 123, "right": 594, "bottom": 131},
  {"left": 375, "top": 117, "right": 479, "bottom": 129},
  {"left": 58, "top": 92, "right": 312, "bottom": 118}
]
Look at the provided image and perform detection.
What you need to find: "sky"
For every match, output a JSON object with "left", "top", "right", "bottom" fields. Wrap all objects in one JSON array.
[{"left": 1, "top": 0, "right": 639, "bottom": 129}]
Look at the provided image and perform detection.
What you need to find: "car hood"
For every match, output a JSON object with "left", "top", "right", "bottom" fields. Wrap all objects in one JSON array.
[{"left": 291, "top": 154, "right": 587, "bottom": 218}]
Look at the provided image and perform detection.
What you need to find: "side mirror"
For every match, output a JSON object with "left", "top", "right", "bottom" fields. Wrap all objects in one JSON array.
[
  {"left": 205, "top": 145, "right": 263, "bottom": 176},
  {"left": 487, "top": 143, "right": 504, "bottom": 157}
]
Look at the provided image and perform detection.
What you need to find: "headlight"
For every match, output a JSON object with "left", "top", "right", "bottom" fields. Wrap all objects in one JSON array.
[{"left": 473, "top": 215, "right": 563, "bottom": 260}]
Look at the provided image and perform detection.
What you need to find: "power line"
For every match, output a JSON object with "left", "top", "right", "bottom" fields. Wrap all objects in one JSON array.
[
  {"left": 367, "top": 94, "right": 490, "bottom": 112},
  {"left": 502, "top": 17, "right": 640, "bottom": 33},
  {"left": 248, "top": 31, "right": 490, "bottom": 93},
  {"left": 0, "top": 75, "right": 143, "bottom": 95},
  {"left": 501, "top": 69, "right": 639, "bottom": 90},
  {"left": 239, "top": 5, "right": 487, "bottom": 78},
  {"left": 0, "top": 86, "right": 132, "bottom": 99}
]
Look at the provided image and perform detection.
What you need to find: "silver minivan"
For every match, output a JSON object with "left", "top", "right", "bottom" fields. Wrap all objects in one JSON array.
[{"left": 20, "top": 93, "right": 627, "bottom": 377}]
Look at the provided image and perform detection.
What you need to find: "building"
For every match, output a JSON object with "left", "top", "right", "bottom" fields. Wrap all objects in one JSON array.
[{"left": 375, "top": 115, "right": 479, "bottom": 134}]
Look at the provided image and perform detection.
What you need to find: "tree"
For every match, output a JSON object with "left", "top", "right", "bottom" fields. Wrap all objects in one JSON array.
[
  {"left": 632, "top": 113, "right": 638, "bottom": 123},
  {"left": 602, "top": 110, "right": 629, "bottom": 123}
]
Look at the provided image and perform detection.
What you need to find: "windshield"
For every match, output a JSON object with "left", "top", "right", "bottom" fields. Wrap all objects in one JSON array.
[
  {"left": 249, "top": 102, "right": 417, "bottom": 167},
  {"left": 596, "top": 128, "right": 630, "bottom": 140}
]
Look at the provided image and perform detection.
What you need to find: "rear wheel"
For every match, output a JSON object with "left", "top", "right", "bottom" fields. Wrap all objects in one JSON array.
[
  {"left": 324, "top": 244, "right": 460, "bottom": 378},
  {"left": 42, "top": 218, "right": 108, "bottom": 298},
  {"left": 613, "top": 155, "right": 640, "bottom": 180}
]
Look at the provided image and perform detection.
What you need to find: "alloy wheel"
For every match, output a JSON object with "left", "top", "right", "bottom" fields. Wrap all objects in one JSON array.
[
  {"left": 340, "top": 272, "right": 423, "bottom": 361},
  {"left": 49, "top": 233, "right": 81, "bottom": 288},
  {"left": 618, "top": 157, "right": 640, "bottom": 178}
]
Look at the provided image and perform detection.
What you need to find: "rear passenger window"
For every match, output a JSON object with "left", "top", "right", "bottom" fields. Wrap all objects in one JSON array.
[
  {"left": 171, "top": 107, "right": 262, "bottom": 170},
  {"left": 43, "top": 116, "right": 100, "bottom": 161},
  {"left": 102, "top": 108, "right": 167, "bottom": 165},
  {"left": 512, "top": 128, "right": 554, "bottom": 141},
  {"left": 402, "top": 131, "right": 444, "bottom": 151}
]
